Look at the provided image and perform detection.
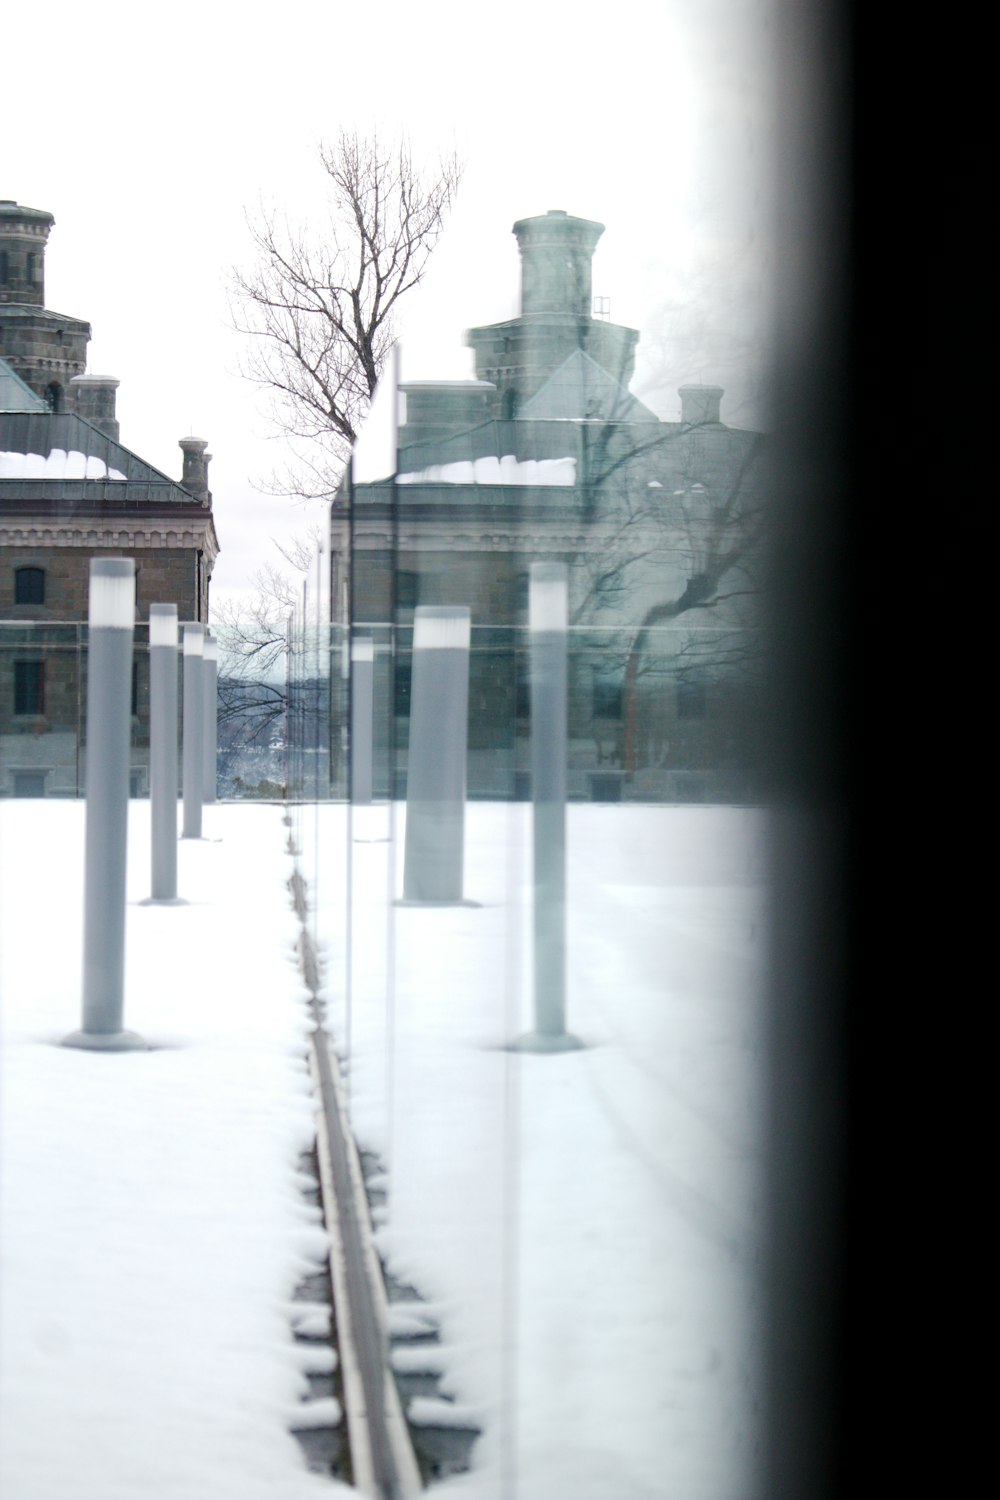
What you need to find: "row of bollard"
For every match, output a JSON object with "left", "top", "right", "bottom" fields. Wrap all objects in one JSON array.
[
  {"left": 63, "top": 558, "right": 218, "bottom": 1053},
  {"left": 64, "top": 555, "right": 576, "bottom": 1054},
  {"left": 351, "top": 562, "right": 580, "bottom": 1053}
]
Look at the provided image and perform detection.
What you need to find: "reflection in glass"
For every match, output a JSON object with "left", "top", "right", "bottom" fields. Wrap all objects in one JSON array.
[{"left": 288, "top": 201, "right": 773, "bottom": 1497}]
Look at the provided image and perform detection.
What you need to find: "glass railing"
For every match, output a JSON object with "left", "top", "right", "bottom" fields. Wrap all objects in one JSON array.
[
  {"left": 0, "top": 622, "right": 159, "bottom": 798},
  {"left": 2, "top": 566, "right": 762, "bottom": 815},
  {"left": 273, "top": 324, "right": 772, "bottom": 1495}
]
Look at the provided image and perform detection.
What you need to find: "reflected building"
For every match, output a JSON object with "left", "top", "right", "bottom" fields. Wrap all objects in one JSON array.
[
  {"left": 0, "top": 200, "right": 219, "bottom": 797},
  {"left": 334, "top": 209, "right": 766, "bottom": 802}
]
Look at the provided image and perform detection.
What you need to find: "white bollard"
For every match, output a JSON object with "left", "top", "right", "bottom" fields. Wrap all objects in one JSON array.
[
  {"left": 513, "top": 563, "right": 582, "bottom": 1052},
  {"left": 63, "top": 558, "right": 146, "bottom": 1051},
  {"left": 148, "top": 604, "right": 181, "bottom": 901},
  {"left": 181, "top": 624, "right": 204, "bottom": 838},
  {"left": 351, "top": 637, "right": 375, "bottom": 806},
  {"left": 202, "top": 631, "right": 218, "bottom": 805},
  {"left": 401, "top": 607, "right": 470, "bottom": 903}
]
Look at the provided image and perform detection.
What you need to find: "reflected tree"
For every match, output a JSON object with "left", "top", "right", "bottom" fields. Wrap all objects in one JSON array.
[{"left": 231, "top": 130, "right": 462, "bottom": 500}]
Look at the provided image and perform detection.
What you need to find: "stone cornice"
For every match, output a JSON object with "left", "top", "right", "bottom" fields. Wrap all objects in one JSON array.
[
  {"left": 0, "top": 515, "right": 220, "bottom": 567},
  {"left": 346, "top": 523, "right": 657, "bottom": 554}
]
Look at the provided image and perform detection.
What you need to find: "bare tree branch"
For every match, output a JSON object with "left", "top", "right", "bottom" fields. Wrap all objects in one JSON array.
[{"left": 230, "top": 130, "right": 462, "bottom": 501}]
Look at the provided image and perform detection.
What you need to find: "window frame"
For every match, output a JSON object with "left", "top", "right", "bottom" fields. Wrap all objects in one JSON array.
[
  {"left": 14, "top": 566, "right": 45, "bottom": 606},
  {"left": 13, "top": 659, "right": 46, "bottom": 717}
]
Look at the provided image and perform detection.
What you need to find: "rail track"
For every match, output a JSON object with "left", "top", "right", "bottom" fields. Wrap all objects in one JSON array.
[{"left": 286, "top": 838, "right": 479, "bottom": 1495}]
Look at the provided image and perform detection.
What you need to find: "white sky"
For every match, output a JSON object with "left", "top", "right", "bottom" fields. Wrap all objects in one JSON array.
[{"left": 5, "top": 0, "right": 775, "bottom": 612}]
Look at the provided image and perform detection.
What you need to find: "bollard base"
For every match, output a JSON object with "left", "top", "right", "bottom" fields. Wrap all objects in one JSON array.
[
  {"left": 139, "top": 896, "right": 188, "bottom": 906},
  {"left": 509, "top": 1030, "right": 585, "bottom": 1054},
  {"left": 61, "top": 1029, "right": 149, "bottom": 1052},
  {"left": 395, "top": 898, "right": 482, "bottom": 908}
]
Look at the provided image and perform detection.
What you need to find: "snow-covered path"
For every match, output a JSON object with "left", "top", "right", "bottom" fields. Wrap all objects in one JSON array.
[
  {"left": 0, "top": 802, "right": 347, "bottom": 1500},
  {"left": 304, "top": 801, "right": 768, "bottom": 1499},
  {"left": 1, "top": 798, "right": 768, "bottom": 1498}
]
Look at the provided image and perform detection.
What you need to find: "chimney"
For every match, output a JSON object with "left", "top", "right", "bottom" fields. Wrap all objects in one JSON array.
[
  {"left": 678, "top": 385, "right": 724, "bottom": 426},
  {"left": 70, "top": 375, "right": 120, "bottom": 442},
  {"left": 179, "top": 437, "right": 211, "bottom": 504}
]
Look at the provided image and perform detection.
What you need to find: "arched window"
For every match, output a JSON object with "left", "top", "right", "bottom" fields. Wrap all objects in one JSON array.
[
  {"left": 45, "top": 382, "right": 62, "bottom": 412},
  {"left": 14, "top": 566, "right": 45, "bottom": 605},
  {"left": 0, "top": 250, "right": 8, "bottom": 283}
]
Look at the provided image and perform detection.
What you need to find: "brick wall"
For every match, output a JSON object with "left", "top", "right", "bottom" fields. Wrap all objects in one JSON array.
[{"left": 0, "top": 545, "right": 206, "bottom": 622}]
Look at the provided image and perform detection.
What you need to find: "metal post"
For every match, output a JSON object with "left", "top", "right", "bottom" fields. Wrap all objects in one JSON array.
[
  {"left": 401, "top": 607, "right": 470, "bottom": 903},
  {"left": 181, "top": 623, "right": 204, "bottom": 838},
  {"left": 148, "top": 604, "right": 180, "bottom": 901},
  {"left": 202, "top": 631, "right": 218, "bottom": 805},
  {"left": 514, "top": 562, "right": 582, "bottom": 1051},
  {"left": 63, "top": 558, "right": 146, "bottom": 1051},
  {"left": 351, "top": 636, "right": 374, "bottom": 806}
]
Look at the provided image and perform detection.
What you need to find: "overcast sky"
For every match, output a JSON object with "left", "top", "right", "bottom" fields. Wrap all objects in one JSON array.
[{"left": 6, "top": 0, "right": 775, "bottom": 612}]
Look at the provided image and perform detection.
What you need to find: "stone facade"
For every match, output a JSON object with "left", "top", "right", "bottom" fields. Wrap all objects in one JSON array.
[
  {"left": 0, "top": 202, "right": 90, "bottom": 414},
  {"left": 0, "top": 543, "right": 207, "bottom": 622},
  {"left": 336, "top": 210, "right": 766, "bottom": 803},
  {"left": 0, "top": 200, "right": 220, "bottom": 797}
]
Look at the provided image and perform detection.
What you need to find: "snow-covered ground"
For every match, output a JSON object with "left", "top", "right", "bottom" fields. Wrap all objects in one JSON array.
[
  {"left": 303, "top": 799, "right": 768, "bottom": 1499},
  {"left": 1, "top": 797, "right": 768, "bottom": 1498},
  {"left": 0, "top": 802, "right": 345, "bottom": 1500}
]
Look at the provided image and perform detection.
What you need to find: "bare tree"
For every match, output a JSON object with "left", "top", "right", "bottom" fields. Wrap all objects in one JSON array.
[
  {"left": 231, "top": 130, "right": 462, "bottom": 500},
  {"left": 559, "top": 380, "right": 769, "bottom": 781},
  {"left": 210, "top": 524, "right": 315, "bottom": 746},
  {"left": 213, "top": 560, "right": 298, "bottom": 756}
]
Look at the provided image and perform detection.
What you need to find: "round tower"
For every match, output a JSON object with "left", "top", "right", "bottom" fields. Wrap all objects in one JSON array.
[
  {"left": 0, "top": 200, "right": 54, "bottom": 306},
  {"left": 513, "top": 209, "right": 605, "bottom": 319},
  {"left": 0, "top": 200, "right": 91, "bottom": 409},
  {"left": 466, "top": 209, "right": 639, "bottom": 413}
]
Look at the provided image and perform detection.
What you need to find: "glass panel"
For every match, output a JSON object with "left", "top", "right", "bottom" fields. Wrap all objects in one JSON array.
[
  {"left": 0, "top": 623, "right": 85, "bottom": 797},
  {"left": 0, "top": 623, "right": 177, "bottom": 798},
  {"left": 293, "top": 250, "right": 770, "bottom": 1484}
]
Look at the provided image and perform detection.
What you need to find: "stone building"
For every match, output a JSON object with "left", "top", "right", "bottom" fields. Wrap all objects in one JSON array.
[
  {"left": 335, "top": 209, "right": 766, "bottom": 802},
  {"left": 0, "top": 200, "right": 219, "bottom": 797}
]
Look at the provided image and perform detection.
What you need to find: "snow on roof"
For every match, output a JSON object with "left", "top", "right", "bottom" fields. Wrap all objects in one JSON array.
[
  {"left": 398, "top": 454, "right": 576, "bottom": 486},
  {"left": 0, "top": 448, "right": 127, "bottom": 480},
  {"left": 0, "top": 412, "right": 191, "bottom": 493}
]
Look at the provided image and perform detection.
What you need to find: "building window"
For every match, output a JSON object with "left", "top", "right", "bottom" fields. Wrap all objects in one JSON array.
[
  {"left": 14, "top": 660, "right": 45, "bottom": 716},
  {"left": 132, "top": 660, "right": 140, "bottom": 717},
  {"left": 515, "top": 656, "right": 530, "bottom": 719},
  {"left": 592, "top": 669, "right": 624, "bottom": 720},
  {"left": 394, "top": 654, "right": 412, "bottom": 718},
  {"left": 12, "top": 770, "right": 46, "bottom": 798},
  {"left": 45, "top": 381, "right": 62, "bottom": 413},
  {"left": 14, "top": 566, "right": 45, "bottom": 605},
  {"left": 676, "top": 678, "right": 707, "bottom": 721},
  {"left": 26, "top": 251, "right": 36, "bottom": 283},
  {"left": 396, "top": 571, "right": 419, "bottom": 611},
  {"left": 0, "top": 250, "right": 8, "bottom": 283}
]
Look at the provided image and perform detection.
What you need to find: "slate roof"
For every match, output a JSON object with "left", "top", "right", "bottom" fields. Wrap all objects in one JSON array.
[
  {"left": 519, "top": 349, "right": 659, "bottom": 423},
  {"left": 0, "top": 410, "right": 204, "bottom": 507},
  {"left": 0, "top": 356, "right": 46, "bottom": 413}
]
